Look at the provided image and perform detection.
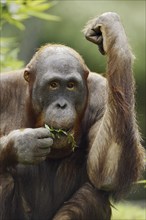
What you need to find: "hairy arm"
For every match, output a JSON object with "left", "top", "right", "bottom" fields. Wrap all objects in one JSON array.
[
  {"left": 53, "top": 183, "right": 111, "bottom": 220},
  {"left": 84, "top": 12, "right": 145, "bottom": 198}
]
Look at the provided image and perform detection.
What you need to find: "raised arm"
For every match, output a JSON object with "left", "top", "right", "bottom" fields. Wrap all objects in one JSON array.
[{"left": 84, "top": 12, "right": 145, "bottom": 198}]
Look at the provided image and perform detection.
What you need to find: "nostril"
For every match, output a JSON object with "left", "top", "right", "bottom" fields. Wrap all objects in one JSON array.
[{"left": 56, "top": 102, "right": 67, "bottom": 109}]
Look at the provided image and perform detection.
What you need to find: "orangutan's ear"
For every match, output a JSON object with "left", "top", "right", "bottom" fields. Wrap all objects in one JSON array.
[{"left": 24, "top": 69, "right": 30, "bottom": 82}]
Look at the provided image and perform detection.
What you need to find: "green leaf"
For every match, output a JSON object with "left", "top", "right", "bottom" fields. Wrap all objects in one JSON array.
[
  {"left": 27, "top": 11, "right": 60, "bottom": 21},
  {"left": 2, "top": 13, "right": 25, "bottom": 30},
  {"left": 12, "top": 14, "right": 29, "bottom": 21},
  {"left": 45, "top": 124, "right": 50, "bottom": 130},
  {"left": 137, "top": 180, "right": 146, "bottom": 184},
  {"left": 28, "top": 3, "right": 51, "bottom": 12}
]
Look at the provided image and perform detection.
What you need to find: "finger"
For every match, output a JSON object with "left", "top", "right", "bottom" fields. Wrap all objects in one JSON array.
[
  {"left": 85, "top": 29, "right": 97, "bottom": 42},
  {"left": 85, "top": 28, "right": 103, "bottom": 44},
  {"left": 86, "top": 34, "right": 99, "bottom": 44},
  {"left": 34, "top": 149, "right": 51, "bottom": 157},
  {"left": 38, "top": 138, "right": 53, "bottom": 148},
  {"left": 34, "top": 128, "right": 51, "bottom": 139},
  {"left": 32, "top": 156, "right": 47, "bottom": 164}
]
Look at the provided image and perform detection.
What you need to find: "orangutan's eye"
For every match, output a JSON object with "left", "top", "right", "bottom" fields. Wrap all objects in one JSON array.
[
  {"left": 49, "top": 81, "right": 59, "bottom": 90},
  {"left": 67, "top": 82, "right": 75, "bottom": 90}
]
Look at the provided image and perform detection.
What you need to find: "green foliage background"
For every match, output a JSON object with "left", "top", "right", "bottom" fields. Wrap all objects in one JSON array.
[
  {"left": 112, "top": 202, "right": 145, "bottom": 220},
  {"left": 0, "top": 0, "right": 59, "bottom": 70}
]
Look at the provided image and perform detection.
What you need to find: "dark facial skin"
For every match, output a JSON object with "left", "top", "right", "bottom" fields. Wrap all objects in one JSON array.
[{"left": 33, "top": 53, "right": 88, "bottom": 128}]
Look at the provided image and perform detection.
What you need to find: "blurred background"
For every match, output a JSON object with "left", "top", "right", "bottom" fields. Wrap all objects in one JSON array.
[{"left": 1, "top": 1, "right": 146, "bottom": 219}]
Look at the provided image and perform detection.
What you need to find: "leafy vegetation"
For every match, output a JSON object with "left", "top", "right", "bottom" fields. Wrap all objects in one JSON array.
[
  {"left": 0, "top": 0, "right": 59, "bottom": 71},
  {"left": 45, "top": 124, "right": 77, "bottom": 151}
]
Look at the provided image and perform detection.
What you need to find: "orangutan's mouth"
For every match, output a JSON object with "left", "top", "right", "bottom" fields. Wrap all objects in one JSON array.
[{"left": 45, "top": 124, "right": 73, "bottom": 136}]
